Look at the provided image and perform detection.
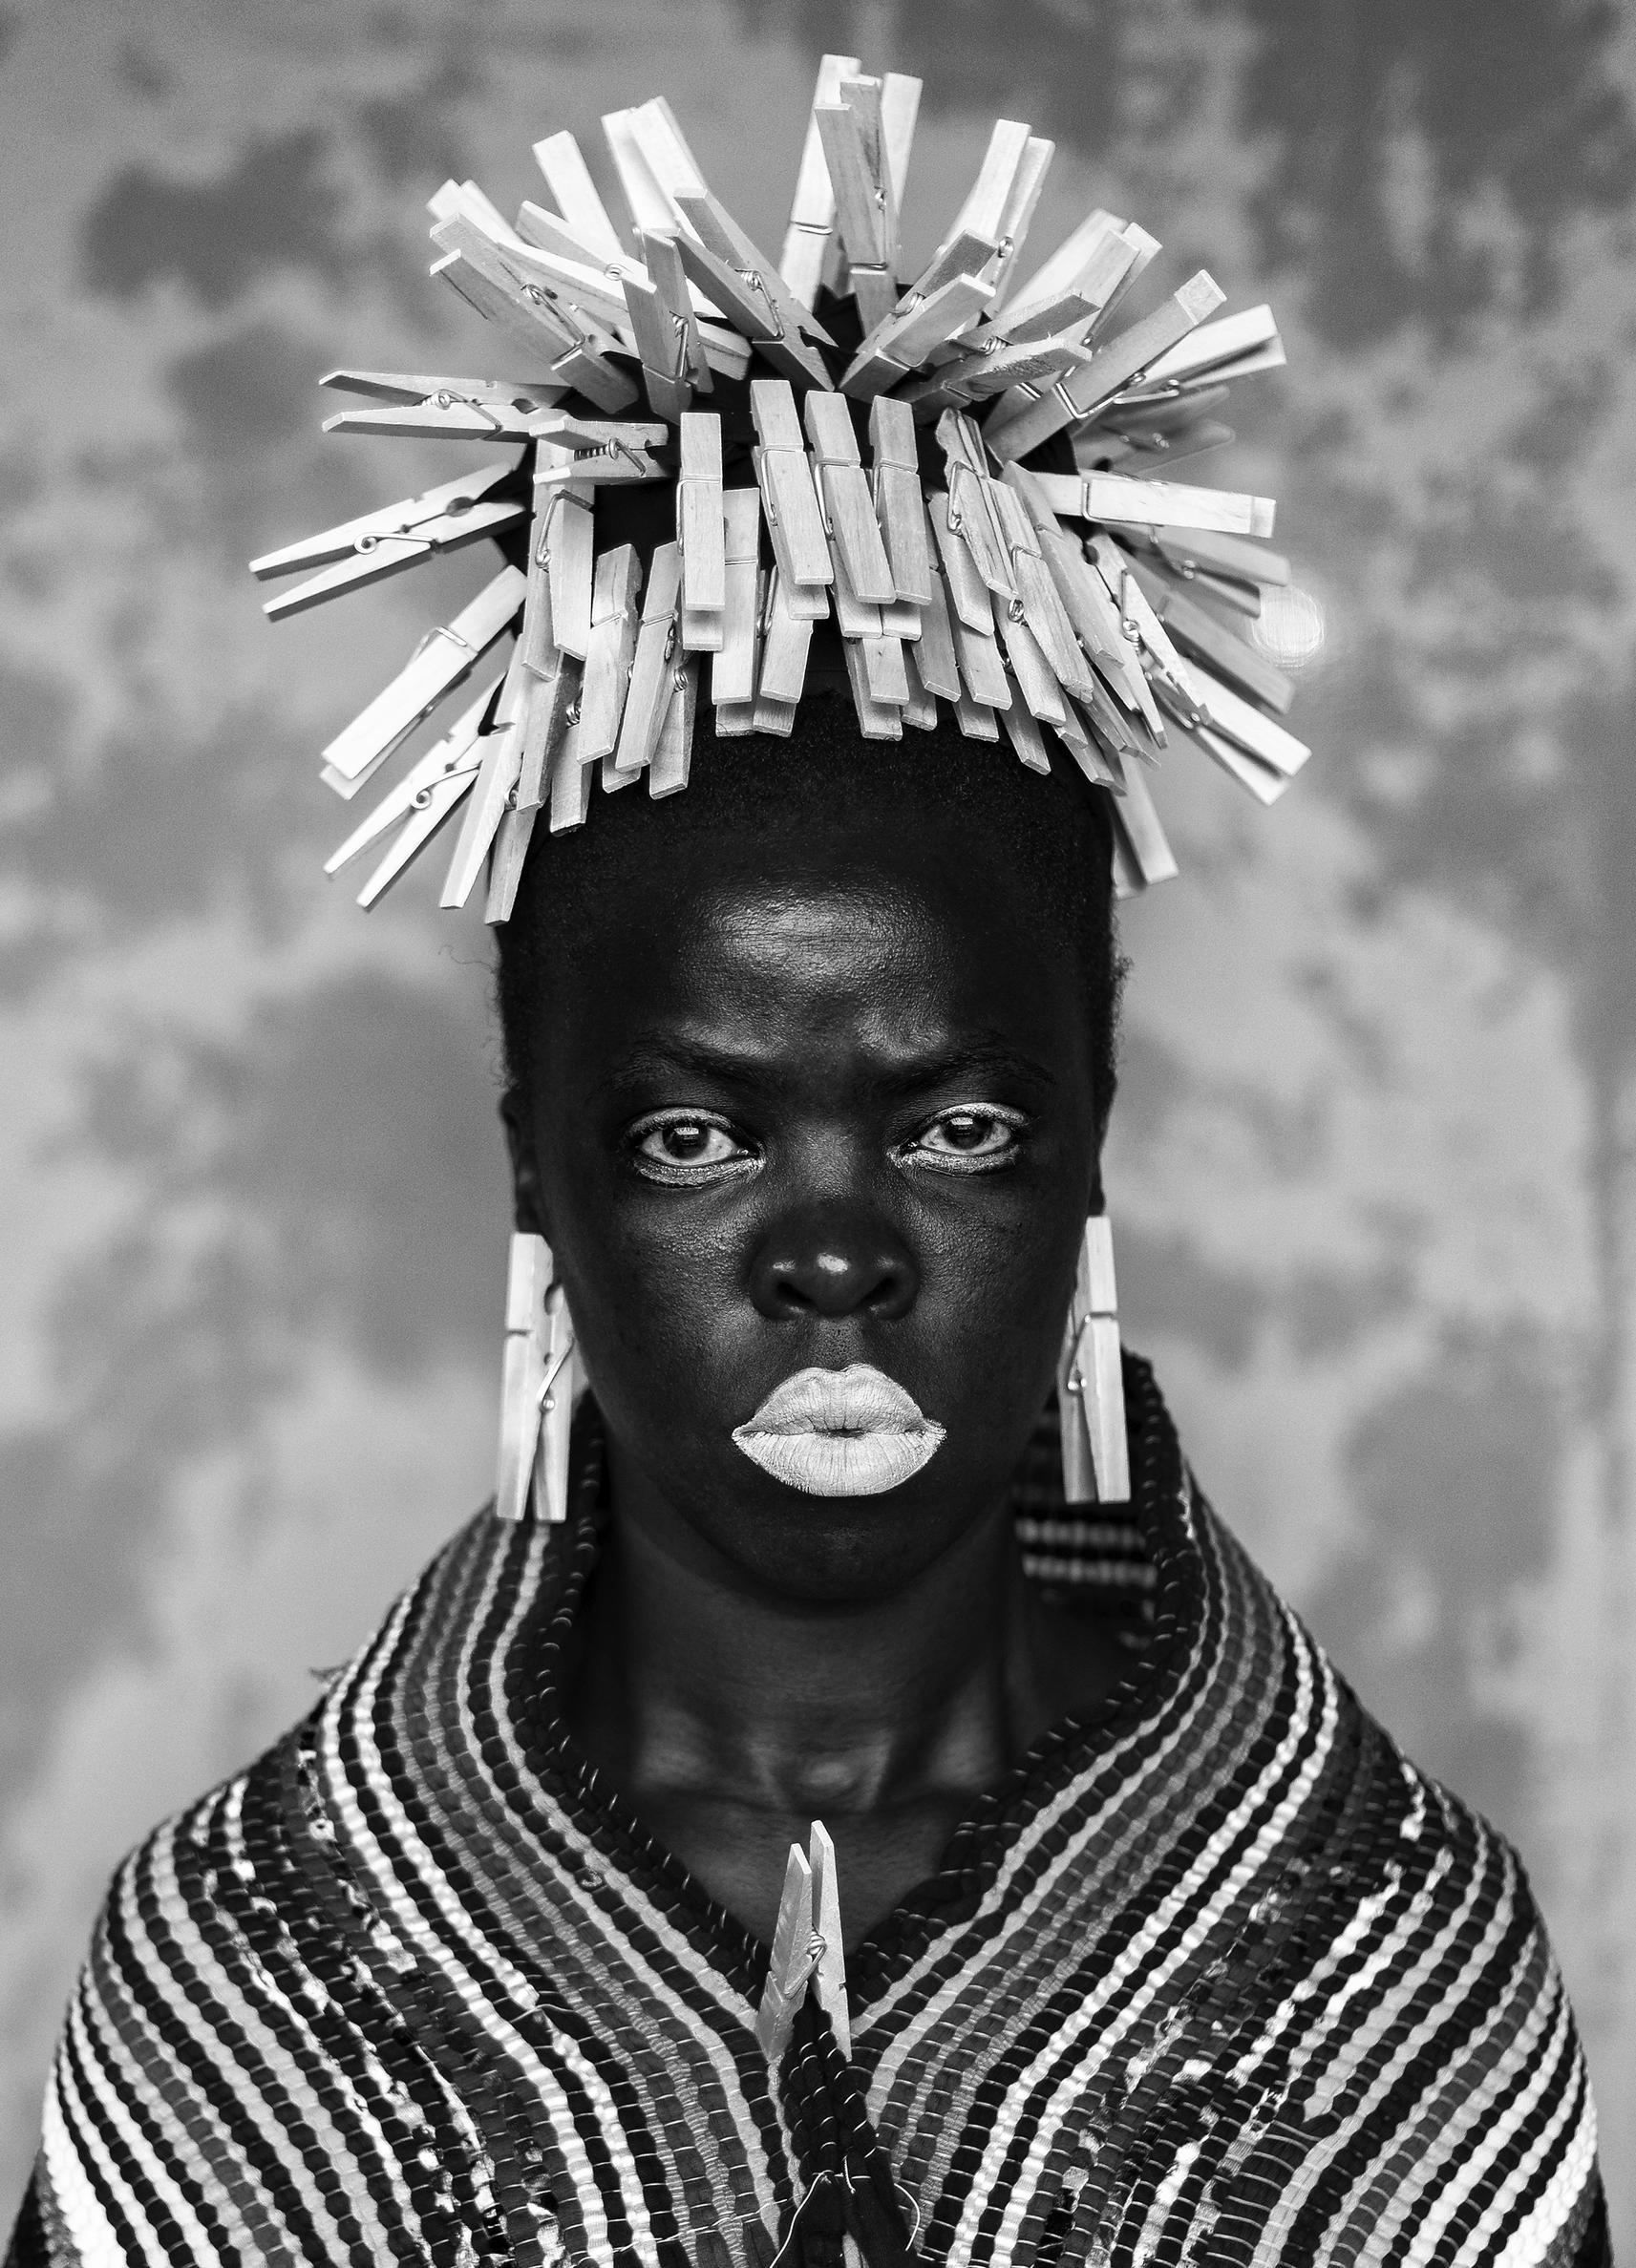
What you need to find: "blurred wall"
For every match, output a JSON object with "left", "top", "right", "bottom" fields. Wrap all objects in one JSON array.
[{"left": 1, "top": 0, "right": 1632, "bottom": 2237}]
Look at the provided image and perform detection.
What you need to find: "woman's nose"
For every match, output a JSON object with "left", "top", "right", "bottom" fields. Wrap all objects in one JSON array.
[{"left": 750, "top": 1205, "right": 920, "bottom": 1322}]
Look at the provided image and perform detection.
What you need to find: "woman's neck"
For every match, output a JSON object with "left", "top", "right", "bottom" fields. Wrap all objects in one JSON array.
[{"left": 555, "top": 1436, "right": 1122, "bottom": 1943}]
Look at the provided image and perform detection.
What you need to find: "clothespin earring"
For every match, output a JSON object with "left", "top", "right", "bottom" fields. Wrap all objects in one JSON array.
[
  {"left": 495, "top": 1231, "right": 580, "bottom": 1524},
  {"left": 1056, "top": 1215, "right": 1131, "bottom": 1505}
]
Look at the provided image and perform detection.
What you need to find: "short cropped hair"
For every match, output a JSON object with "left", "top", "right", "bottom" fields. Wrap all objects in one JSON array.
[{"left": 494, "top": 688, "right": 1124, "bottom": 1117}]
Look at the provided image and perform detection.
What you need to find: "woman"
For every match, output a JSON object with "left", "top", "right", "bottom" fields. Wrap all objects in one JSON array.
[{"left": 8, "top": 74, "right": 1610, "bottom": 2268}]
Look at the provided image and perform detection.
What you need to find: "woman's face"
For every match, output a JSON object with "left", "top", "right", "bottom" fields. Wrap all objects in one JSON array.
[{"left": 508, "top": 820, "right": 1109, "bottom": 1603}]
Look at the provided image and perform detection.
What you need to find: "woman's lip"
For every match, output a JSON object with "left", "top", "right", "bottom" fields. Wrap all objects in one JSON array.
[
  {"left": 732, "top": 1365, "right": 945, "bottom": 1496},
  {"left": 736, "top": 1362, "right": 935, "bottom": 1436}
]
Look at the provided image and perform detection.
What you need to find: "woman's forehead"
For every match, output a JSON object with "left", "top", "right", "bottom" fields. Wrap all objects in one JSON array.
[{"left": 545, "top": 847, "right": 1090, "bottom": 1070}]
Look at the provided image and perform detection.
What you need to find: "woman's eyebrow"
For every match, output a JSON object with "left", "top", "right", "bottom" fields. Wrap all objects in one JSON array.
[
  {"left": 862, "top": 1042, "right": 1058, "bottom": 1096},
  {"left": 592, "top": 1036, "right": 1057, "bottom": 1101}
]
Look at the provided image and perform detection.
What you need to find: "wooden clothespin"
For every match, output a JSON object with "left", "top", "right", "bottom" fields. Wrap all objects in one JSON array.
[
  {"left": 1052, "top": 701, "right": 1126, "bottom": 795},
  {"left": 526, "top": 411, "right": 669, "bottom": 486},
  {"left": 1079, "top": 413, "right": 1236, "bottom": 477},
  {"left": 751, "top": 381, "right": 833, "bottom": 615},
  {"left": 495, "top": 649, "right": 586, "bottom": 905},
  {"left": 1084, "top": 377, "right": 1231, "bottom": 441},
  {"left": 497, "top": 1235, "right": 553, "bottom": 1525},
  {"left": 613, "top": 541, "right": 684, "bottom": 779},
  {"left": 320, "top": 563, "right": 526, "bottom": 798},
  {"left": 578, "top": 546, "right": 645, "bottom": 764},
  {"left": 532, "top": 129, "right": 627, "bottom": 265},
  {"left": 545, "top": 716, "right": 593, "bottom": 834},
  {"left": 712, "top": 488, "right": 763, "bottom": 730},
  {"left": 815, "top": 75, "right": 899, "bottom": 330},
  {"left": 1002, "top": 468, "right": 1141, "bottom": 686},
  {"left": 515, "top": 449, "right": 559, "bottom": 680},
  {"left": 755, "top": 1843, "right": 817, "bottom": 2065},
  {"left": 509, "top": 198, "right": 751, "bottom": 386},
  {"left": 1148, "top": 524, "right": 1291, "bottom": 596},
  {"left": 1158, "top": 693, "right": 1289, "bottom": 805},
  {"left": 250, "top": 462, "right": 525, "bottom": 620},
  {"left": 908, "top": 119, "right": 1021, "bottom": 304},
  {"left": 785, "top": 67, "right": 925, "bottom": 315},
  {"left": 517, "top": 662, "right": 584, "bottom": 861},
  {"left": 997, "top": 613, "right": 1067, "bottom": 728},
  {"left": 1031, "top": 469, "right": 1275, "bottom": 541},
  {"left": 1057, "top": 1219, "right": 1129, "bottom": 1503},
  {"left": 489, "top": 223, "right": 637, "bottom": 335},
  {"left": 516, "top": 648, "right": 582, "bottom": 830},
  {"left": 601, "top": 105, "right": 688, "bottom": 244},
  {"left": 485, "top": 800, "right": 538, "bottom": 924},
  {"left": 841, "top": 273, "right": 993, "bottom": 399},
  {"left": 1108, "top": 757, "right": 1179, "bottom": 897},
  {"left": 530, "top": 1280, "right": 579, "bottom": 1519},
  {"left": 821, "top": 489, "right": 909, "bottom": 702},
  {"left": 926, "top": 493, "right": 1009, "bottom": 714},
  {"left": 988, "top": 483, "right": 1096, "bottom": 704},
  {"left": 1162, "top": 654, "right": 1310, "bottom": 783},
  {"left": 677, "top": 413, "right": 726, "bottom": 651},
  {"left": 985, "top": 214, "right": 1157, "bottom": 361},
  {"left": 804, "top": 392, "right": 897, "bottom": 604},
  {"left": 953, "top": 690, "right": 1001, "bottom": 741},
  {"left": 1003, "top": 699, "right": 1052, "bottom": 774},
  {"left": 755, "top": 1822, "right": 850, "bottom": 2064},
  {"left": 649, "top": 654, "right": 699, "bottom": 798},
  {"left": 1081, "top": 538, "right": 1167, "bottom": 746},
  {"left": 880, "top": 75, "right": 922, "bottom": 244},
  {"left": 624, "top": 230, "right": 711, "bottom": 420},
  {"left": 325, "top": 678, "right": 497, "bottom": 880},
  {"left": 1094, "top": 550, "right": 1205, "bottom": 713},
  {"left": 925, "top": 491, "right": 991, "bottom": 631},
  {"left": 912, "top": 538, "right": 965, "bottom": 702},
  {"left": 935, "top": 411, "right": 1017, "bottom": 606},
  {"left": 901, "top": 647, "right": 939, "bottom": 730},
  {"left": 318, "top": 369, "right": 567, "bottom": 441},
  {"left": 807, "top": 1822, "right": 849, "bottom": 2055},
  {"left": 439, "top": 646, "right": 533, "bottom": 910},
  {"left": 841, "top": 639, "right": 906, "bottom": 740},
  {"left": 669, "top": 190, "right": 835, "bottom": 390},
  {"left": 354, "top": 762, "right": 479, "bottom": 911},
  {"left": 1125, "top": 562, "right": 1293, "bottom": 713},
  {"left": 1080, "top": 668, "right": 1144, "bottom": 767},
  {"left": 756, "top": 567, "right": 815, "bottom": 720},
  {"left": 902, "top": 334, "right": 1089, "bottom": 421},
  {"left": 429, "top": 215, "right": 639, "bottom": 414},
  {"left": 530, "top": 463, "right": 595, "bottom": 661},
  {"left": 983, "top": 271, "right": 1225, "bottom": 462},
  {"left": 428, "top": 176, "right": 520, "bottom": 242},
  {"left": 1127, "top": 303, "right": 1284, "bottom": 395},
  {"left": 868, "top": 398, "right": 932, "bottom": 605},
  {"left": 942, "top": 118, "right": 1054, "bottom": 306},
  {"left": 779, "top": 52, "right": 861, "bottom": 307},
  {"left": 984, "top": 209, "right": 1122, "bottom": 338}
]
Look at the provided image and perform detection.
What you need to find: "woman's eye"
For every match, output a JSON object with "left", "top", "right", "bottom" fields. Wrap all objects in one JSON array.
[
  {"left": 905, "top": 1108, "right": 1026, "bottom": 1172},
  {"left": 628, "top": 1113, "right": 756, "bottom": 1181}
]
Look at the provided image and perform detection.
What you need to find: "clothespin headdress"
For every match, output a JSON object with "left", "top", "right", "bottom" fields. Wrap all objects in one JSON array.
[{"left": 250, "top": 64, "right": 1307, "bottom": 921}]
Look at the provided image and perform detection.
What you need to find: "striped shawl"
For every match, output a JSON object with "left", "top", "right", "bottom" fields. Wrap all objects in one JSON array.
[{"left": 8, "top": 1358, "right": 1610, "bottom": 2266}]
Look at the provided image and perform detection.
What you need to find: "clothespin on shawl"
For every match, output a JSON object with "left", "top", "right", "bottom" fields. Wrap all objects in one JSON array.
[{"left": 756, "top": 1821, "right": 849, "bottom": 2065}]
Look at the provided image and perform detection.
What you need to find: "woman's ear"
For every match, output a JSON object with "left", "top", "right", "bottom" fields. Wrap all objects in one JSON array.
[{"left": 499, "top": 1087, "right": 551, "bottom": 1240}]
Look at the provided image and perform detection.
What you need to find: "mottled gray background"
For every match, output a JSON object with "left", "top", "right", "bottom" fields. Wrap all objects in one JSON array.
[{"left": 2, "top": 0, "right": 1632, "bottom": 2238}]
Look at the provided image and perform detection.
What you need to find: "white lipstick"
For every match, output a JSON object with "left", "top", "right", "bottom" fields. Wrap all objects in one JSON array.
[{"left": 732, "top": 1364, "right": 946, "bottom": 1496}]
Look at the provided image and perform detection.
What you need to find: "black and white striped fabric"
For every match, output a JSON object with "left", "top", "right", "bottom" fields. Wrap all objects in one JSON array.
[{"left": 8, "top": 1359, "right": 1610, "bottom": 2266}]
